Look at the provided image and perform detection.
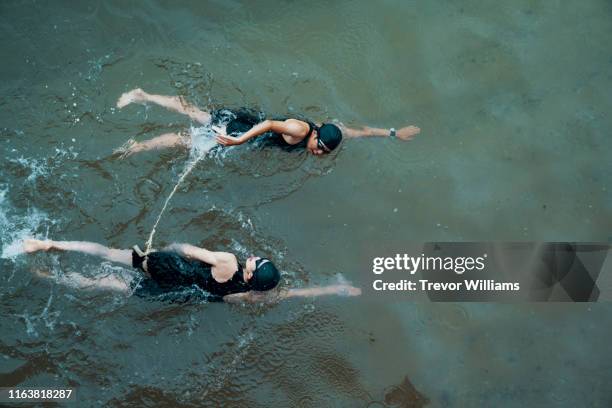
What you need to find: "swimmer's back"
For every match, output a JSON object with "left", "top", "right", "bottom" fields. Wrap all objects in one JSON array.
[
  {"left": 212, "top": 107, "right": 311, "bottom": 151},
  {"left": 133, "top": 251, "right": 250, "bottom": 302}
]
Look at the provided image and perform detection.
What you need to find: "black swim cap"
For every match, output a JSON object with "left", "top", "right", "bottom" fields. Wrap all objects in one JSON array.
[
  {"left": 318, "top": 123, "right": 342, "bottom": 152},
  {"left": 251, "top": 258, "right": 280, "bottom": 291}
]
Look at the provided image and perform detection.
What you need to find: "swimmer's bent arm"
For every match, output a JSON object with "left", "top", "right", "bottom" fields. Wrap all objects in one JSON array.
[
  {"left": 215, "top": 119, "right": 305, "bottom": 146},
  {"left": 165, "top": 243, "right": 219, "bottom": 264}
]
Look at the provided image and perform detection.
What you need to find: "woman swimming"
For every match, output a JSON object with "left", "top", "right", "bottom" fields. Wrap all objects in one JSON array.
[
  {"left": 22, "top": 239, "right": 361, "bottom": 303},
  {"left": 115, "top": 88, "right": 421, "bottom": 156}
]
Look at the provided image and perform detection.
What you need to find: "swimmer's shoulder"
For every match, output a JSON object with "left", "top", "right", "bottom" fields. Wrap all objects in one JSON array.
[
  {"left": 213, "top": 251, "right": 238, "bottom": 264},
  {"left": 270, "top": 118, "right": 310, "bottom": 140},
  {"left": 210, "top": 252, "right": 239, "bottom": 282}
]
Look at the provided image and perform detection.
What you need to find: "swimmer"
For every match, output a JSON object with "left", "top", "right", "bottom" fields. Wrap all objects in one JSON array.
[
  {"left": 22, "top": 239, "right": 361, "bottom": 303},
  {"left": 115, "top": 88, "right": 421, "bottom": 156}
]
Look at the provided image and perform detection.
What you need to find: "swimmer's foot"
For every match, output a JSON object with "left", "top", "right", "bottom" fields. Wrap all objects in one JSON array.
[
  {"left": 33, "top": 268, "right": 53, "bottom": 279},
  {"left": 396, "top": 125, "right": 421, "bottom": 141},
  {"left": 23, "top": 239, "right": 53, "bottom": 254},
  {"left": 112, "top": 139, "right": 140, "bottom": 159},
  {"left": 116, "top": 88, "right": 147, "bottom": 109}
]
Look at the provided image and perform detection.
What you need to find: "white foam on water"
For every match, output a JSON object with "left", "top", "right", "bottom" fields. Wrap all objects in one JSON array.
[
  {"left": 186, "top": 314, "right": 197, "bottom": 337},
  {"left": 189, "top": 124, "right": 218, "bottom": 156},
  {"left": 201, "top": 329, "right": 256, "bottom": 399},
  {"left": 335, "top": 273, "right": 349, "bottom": 286},
  {"left": 0, "top": 188, "right": 8, "bottom": 233},
  {"left": 10, "top": 156, "right": 48, "bottom": 182},
  {"left": 7, "top": 147, "right": 78, "bottom": 183},
  {"left": 230, "top": 239, "right": 251, "bottom": 259},
  {"left": 15, "top": 311, "right": 39, "bottom": 337},
  {"left": 40, "top": 291, "right": 61, "bottom": 330},
  {"left": 1, "top": 148, "right": 75, "bottom": 263},
  {"left": 234, "top": 211, "right": 255, "bottom": 233},
  {"left": 0, "top": 187, "right": 56, "bottom": 263},
  {"left": 14, "top": 289, "right": 60, "bottom": 337},
  {"left": 2, "top": 240, "right": 29, "bottom": 261}
]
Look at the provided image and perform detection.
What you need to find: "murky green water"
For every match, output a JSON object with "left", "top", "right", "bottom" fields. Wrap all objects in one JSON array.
[{"left": 1, "top": 1, "right": 611, "bottom": 406}]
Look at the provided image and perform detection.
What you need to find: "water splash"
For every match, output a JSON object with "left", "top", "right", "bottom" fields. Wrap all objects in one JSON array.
[
  {"left": 14, "top": 289, "right": 60, "bottom": 337},
  {"left": 145, "top": 157, "right": 201, "bottom": 252},
  {"left": 201, "top": 329, "right": 256, "bottom": 399},
  {"left": 6, "top": 147, "right": 79, "bottom": 183},
  {"left": 0, "top": 187, "right": 55, "bottom": 262},
  {"left": 145, "top": 125, "right": 218, "bottom": 252}
]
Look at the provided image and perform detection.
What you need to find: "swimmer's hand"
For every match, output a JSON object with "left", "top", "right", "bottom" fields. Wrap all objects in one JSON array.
[
  {"left": 215, "top": 133, "right": 245, "bottom": 146},
  {"left": 335, "top": 284, "right": 362, "bottom": 297},
  {"left": 395, "top": 125, "right": 421, "bottom": 141},
  {"left": 281, "top": 284, "right": 362, "bottom": 299}
]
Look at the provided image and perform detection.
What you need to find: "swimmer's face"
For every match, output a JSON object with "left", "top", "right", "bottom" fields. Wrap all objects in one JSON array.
[
  {"left": 307, "top": 131, "right": 325, "bottom": 155},
  {"left": 244, "top": 256, "right": 260, "bottom": 281}
]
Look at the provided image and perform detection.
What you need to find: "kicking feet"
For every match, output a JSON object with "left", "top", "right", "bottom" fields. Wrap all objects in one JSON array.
[
  {"left": 116, "top": 88, "right": 147, "bottom": 109},
  {"left": 112, "top": 138, "right": 141, "bottom": 159},
  {"left": 396, "top": 126, "right": 421, "bottom": 141},
  {"left": 23, "top": 239, "right": 53, "bottom": 253},
  {"left": 33, "top": 268, "right": 53, "bottom": 279}
]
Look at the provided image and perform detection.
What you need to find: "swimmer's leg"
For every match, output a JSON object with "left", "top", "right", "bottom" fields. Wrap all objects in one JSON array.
[
  {"left": 34, "top": 269, "right": 130, "bottom": 292},
  {"left": 24, "top": 239, "right": 132, "bottom": 266},
  {"left": 64, "top": 272, "right": 130, "bottom": 292},
  {"left": 114, "top": 132, "right": 190, "bottom": 157},
  {"left": 117, "top": 88, "right": 211, "bottom": 124}
]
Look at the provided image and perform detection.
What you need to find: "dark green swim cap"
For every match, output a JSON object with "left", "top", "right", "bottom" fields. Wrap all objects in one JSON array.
[
  {"left": 318, "top": 123, "right": 342, "bottom": 152},
  {"left": 252, "top": 258, "right": 280, "bottom": 291}
]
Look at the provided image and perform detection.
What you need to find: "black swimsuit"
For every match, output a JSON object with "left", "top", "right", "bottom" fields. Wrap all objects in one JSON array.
[
  {"left": 132, "top": 250, "right": 250, "bottom": 302},
  {"left": 211, "top": 108, "right": 315, "bottom": 151}
]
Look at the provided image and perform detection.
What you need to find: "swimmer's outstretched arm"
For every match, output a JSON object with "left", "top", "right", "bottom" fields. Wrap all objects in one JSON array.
[
  {"left": 22, "top": 239, "right": 132, "bottom": 266},
  {"left": 223, "top": 291, "right": 271, "bottom": 304},
  {"left": 222, "top": 284, "right": 361, "bottom": 304},
  {"left": 339, "top": 123, "right": 421, "bottom": 141},
  {"left": 117, "top": 88, "right": 211, "bottom": 124},
  {"left": 215, "top": 119, "right": 307, "bottom": 146},
  {"left": 281, "top": 284, "right": 362, "bottom": 299}
]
